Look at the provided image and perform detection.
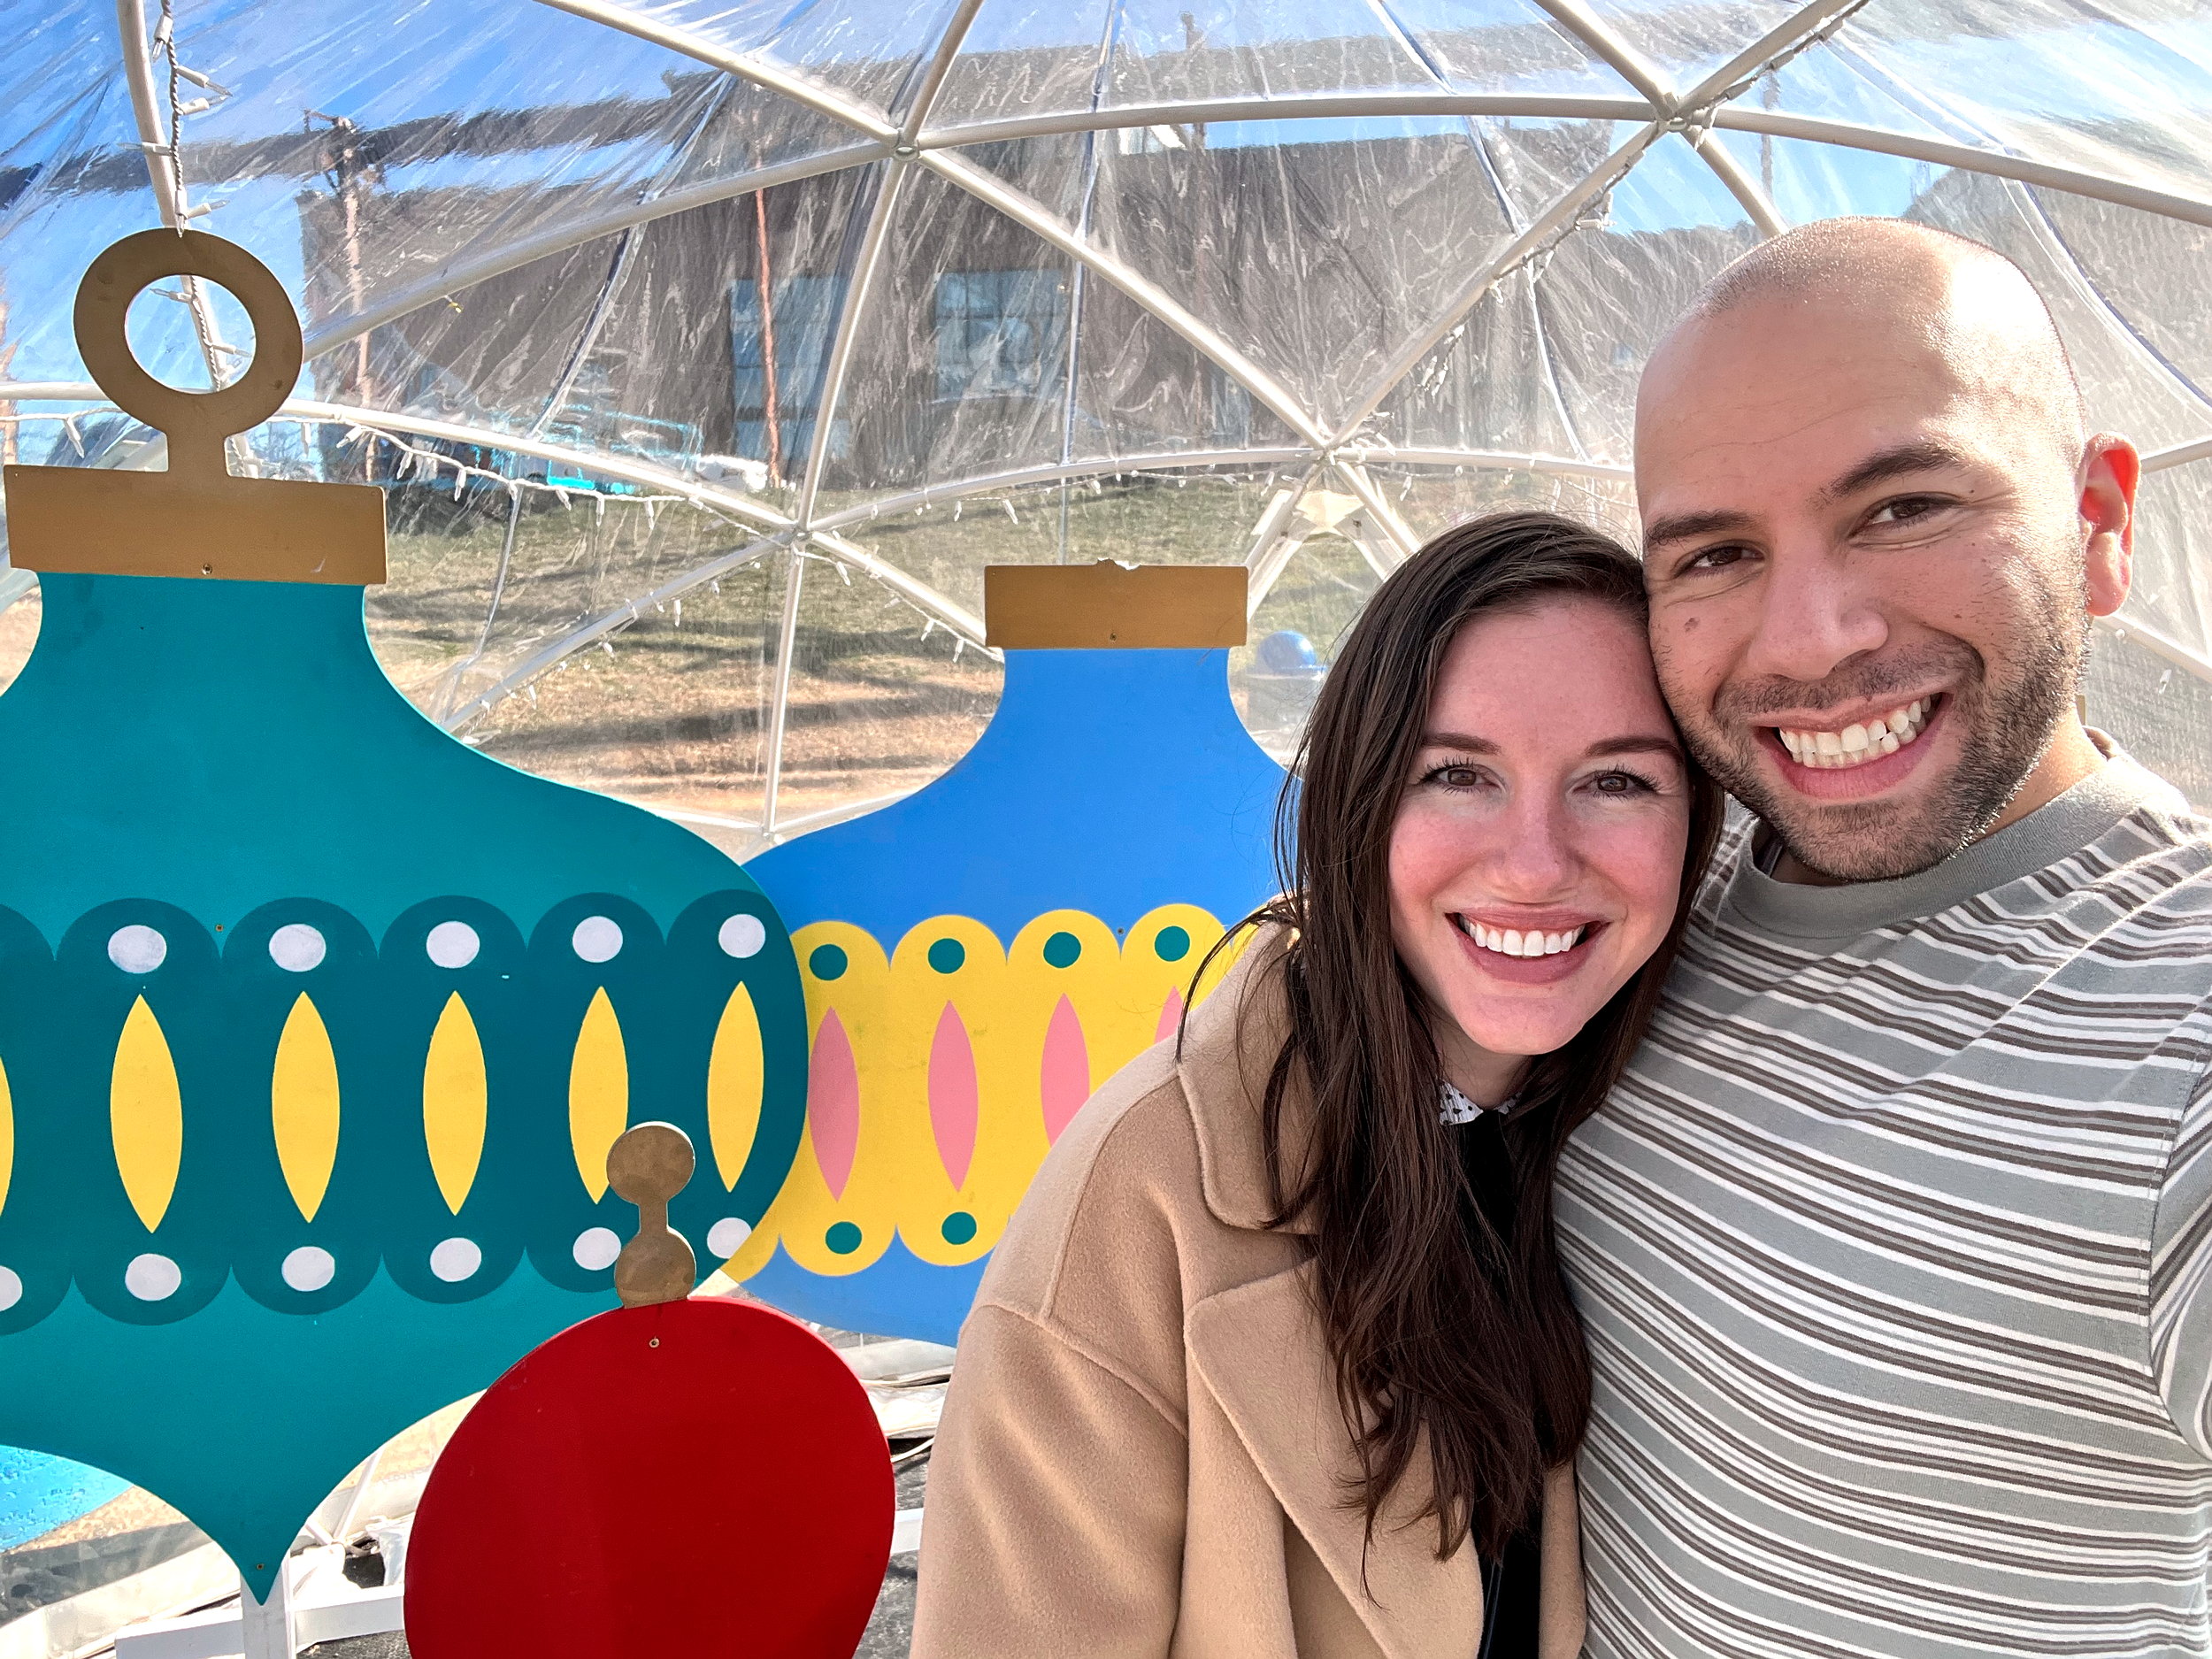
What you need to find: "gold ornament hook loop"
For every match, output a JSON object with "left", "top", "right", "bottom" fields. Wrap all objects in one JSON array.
[
  {"left": 74, "top": 229, "right": 301, "bottom": 480},
  {"left": 3, "top": 227, "right": 385, "bottom": 585}
]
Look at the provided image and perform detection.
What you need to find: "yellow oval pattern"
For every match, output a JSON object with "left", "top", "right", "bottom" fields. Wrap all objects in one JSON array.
[
  {"left": 422, "top": 992, "right": 487, "bottom": 1217},
  {"left": 708, "top": 981, "right": 764, "bottom": 1192},
  {"left": 0, "top": 1049, "right": 13, "bottom": 1219},
  {"left": 730, "top": 905, "right": 1246, "bottom": 1283},
  {"left": 271, "top": 994, "right": 341, "bottom": 1223},
  {"left": 569, "top": 987, "right": 629, "bottom": 1201},
  {"left": 111, "top": 995, "right": 182, "bottom": 1233}
]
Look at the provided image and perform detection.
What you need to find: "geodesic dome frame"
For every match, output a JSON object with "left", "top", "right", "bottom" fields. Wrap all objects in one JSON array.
[{"left": 2, "top": 0, "right": 2210, "bottom": 844}]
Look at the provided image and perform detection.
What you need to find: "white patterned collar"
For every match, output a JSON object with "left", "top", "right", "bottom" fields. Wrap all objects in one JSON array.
[{"left": 1439, "top": 1080, "right": 1517, "bottom": 1125}]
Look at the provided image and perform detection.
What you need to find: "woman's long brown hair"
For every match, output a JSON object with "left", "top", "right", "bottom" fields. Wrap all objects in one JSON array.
[{"left": 1235, "top": 510, "right": 1722, "bottom": 1561}]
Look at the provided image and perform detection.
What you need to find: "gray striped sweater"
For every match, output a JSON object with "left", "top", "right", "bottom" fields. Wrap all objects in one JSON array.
[{"left": 1557, "top": 752, "right": 2212, "bottom": 1657}]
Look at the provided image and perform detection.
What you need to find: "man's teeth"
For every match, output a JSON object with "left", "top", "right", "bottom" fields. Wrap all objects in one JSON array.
[
  {"left": 1777, "top": 698, "right": 1931, "bottom": 770},
  {"left": 1454, "top": 918, "right": 1587, "bottom": 958}
]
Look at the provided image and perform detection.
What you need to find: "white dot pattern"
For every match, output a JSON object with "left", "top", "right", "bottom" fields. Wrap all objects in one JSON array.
[
  {"left": 268, "top": 924, "right": 327, "bottom": 973},
  {"left": 718, "top": 914, "right": 766, "bottom": 959},
  {"left": 107, "top": 926, "right": 167, "bottom": 975},
  {"left": 572, "top": 915, "right": 624, "bottom": 964},
  {"left": 281, "top": 1246, "right": 336, "bottom": 1292},
  {"left": 426, "top": 921, "right": 480, "bottom": 970},
  {"left": 429, "top": 1237, "right": 481, "bottom": 1283},
  {"left": 125, "top": 1253, "right": 180, "bottom": 1302},
  {"left": 572, "top": 1227, "right": 621, "bottom": 1271}
]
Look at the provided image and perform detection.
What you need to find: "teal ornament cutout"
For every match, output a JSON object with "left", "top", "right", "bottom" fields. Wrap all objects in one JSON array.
[{"left": 0, "top": 573, "right": 809, "bottom": 1593}]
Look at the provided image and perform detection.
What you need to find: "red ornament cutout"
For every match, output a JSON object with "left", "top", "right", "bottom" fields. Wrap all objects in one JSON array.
[{"left": 405, "top": 1298, "right": 893, "bottom": 1658}]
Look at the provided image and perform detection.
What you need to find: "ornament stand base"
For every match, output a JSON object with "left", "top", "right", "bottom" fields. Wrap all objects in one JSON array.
[
  {"left": 238, "top": 1571, "right": 292, "bottom": 1659},
  {"left": 110, "top": 1544, "right": 406, "bottom": 1659}
]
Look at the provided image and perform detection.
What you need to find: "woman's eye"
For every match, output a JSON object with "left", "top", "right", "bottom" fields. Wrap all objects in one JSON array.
[
  {"left": 1589, "top": 770, "right": 1655, "bottom": 796},
  {"left": 1423, "top": 763, "right": 1489, "bottom": 791}
]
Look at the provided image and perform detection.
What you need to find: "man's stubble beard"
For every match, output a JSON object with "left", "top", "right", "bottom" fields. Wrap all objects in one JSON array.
[{"left": 1671, "top": 585, "right": 2087, "bottom": 884}]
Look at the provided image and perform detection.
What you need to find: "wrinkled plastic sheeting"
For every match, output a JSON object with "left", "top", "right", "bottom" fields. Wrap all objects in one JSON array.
[{"left": 0, "top": 0, "right": 2209, "bottom": 837}]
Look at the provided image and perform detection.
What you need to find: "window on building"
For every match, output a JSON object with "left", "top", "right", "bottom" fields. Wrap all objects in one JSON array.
[{"left": 933, "top": 270, "right": 1069, "bottom": 403}]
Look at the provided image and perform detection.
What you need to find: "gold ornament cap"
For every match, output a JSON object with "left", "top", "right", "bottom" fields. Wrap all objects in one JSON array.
[
  {"left": 2, "top": 228, "right": 386, "bottom": 585},
  {"left": 984, "top": 559, "right": 1247, "bottom": 649}
]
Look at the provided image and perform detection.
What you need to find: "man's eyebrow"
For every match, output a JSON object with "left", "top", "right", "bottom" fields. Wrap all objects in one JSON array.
[
  {"left": 1641, "top": 508, "right": 1757, "bottom": 554},
  {"left": 1820, "top": 439, "right": 1978, "bottom": 503}
]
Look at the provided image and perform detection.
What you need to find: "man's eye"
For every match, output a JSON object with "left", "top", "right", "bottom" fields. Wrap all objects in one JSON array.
[
  {"left": 1682, "top": 544, "right": 1751, "bottom": 574},
  {"left": 1865, "top": 495, "right": 1948, "bottom": 527}
]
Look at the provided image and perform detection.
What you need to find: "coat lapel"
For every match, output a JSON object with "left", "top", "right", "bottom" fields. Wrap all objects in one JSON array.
[{"left": 1187, "top": 1260, "right": 1485, "bottom": 1659}]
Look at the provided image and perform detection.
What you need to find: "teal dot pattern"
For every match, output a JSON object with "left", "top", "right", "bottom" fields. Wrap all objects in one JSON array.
[
  {"left": 1155, "top": 925, "right": 1191, "bottom": 962},
  {"left": 941, "top": 1211, "right": 978, "bottom": 1246},
  {"left": 809, "top": 943, "right": 849, "bottom": 981},
  {"left": 825, "top": 1222, "right": 864, "bottom": 1256},
  {"left": 1042, "top": 931, "right": 1081, "bottom": 969},
  {"left": 927, "top": 937, "right": 966, "bottom": 974}
]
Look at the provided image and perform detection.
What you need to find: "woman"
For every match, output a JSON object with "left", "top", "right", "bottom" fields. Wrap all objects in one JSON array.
[{"left": 912, "top": 511, "right": 1723, "bottom": 1657}]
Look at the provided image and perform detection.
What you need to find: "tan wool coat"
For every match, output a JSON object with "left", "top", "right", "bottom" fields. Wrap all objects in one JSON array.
[{"left": 912, "top": 929, "right": 1586, "bottom": 1658}]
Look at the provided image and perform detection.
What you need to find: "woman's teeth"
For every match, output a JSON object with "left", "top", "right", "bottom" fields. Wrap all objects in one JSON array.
[
  {"left": 1777, "top": 698, "right": 1931, "bottom": 770},
  {"left": 1455, "top": 918, "right": 1587, "bottom": 958}
]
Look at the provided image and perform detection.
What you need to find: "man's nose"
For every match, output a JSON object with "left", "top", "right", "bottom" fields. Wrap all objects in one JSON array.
[{"left": 1740, "top": 542, "right": 1889, "bottom": 685}]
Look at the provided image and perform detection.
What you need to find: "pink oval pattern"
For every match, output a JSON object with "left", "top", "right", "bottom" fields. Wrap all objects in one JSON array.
[
  {"left": 928, "top": 1002, "right": 979, "bottom": 1191},
  {"left": 809, "top": 1010, "right": 861, "bottom": 1201},
  {"left": 1040, "top": 995, "right": 1092, "bottom": 1144},
  {"left": 1155, "top": 986, "right": 1187, "bottom": 1046}
]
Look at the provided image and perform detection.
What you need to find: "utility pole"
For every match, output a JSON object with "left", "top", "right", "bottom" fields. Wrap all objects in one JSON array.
[
  {"left": 307, "top": 111, "right": 377, "bottom": 414},
  {"left": 756, "top": 187, "right": 782, "bottom": 488}
]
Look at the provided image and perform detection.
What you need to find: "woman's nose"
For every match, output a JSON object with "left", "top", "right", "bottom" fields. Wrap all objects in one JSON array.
[{"left": 1489, "top": 795, "right": 1578, "bottom": 896}]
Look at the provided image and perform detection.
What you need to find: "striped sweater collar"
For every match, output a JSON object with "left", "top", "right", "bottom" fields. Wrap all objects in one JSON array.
[{"left": 1721, "top": 741, "right": 2191, "bottom": 943}]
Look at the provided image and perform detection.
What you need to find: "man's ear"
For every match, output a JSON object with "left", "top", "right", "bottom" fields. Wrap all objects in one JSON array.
[{"left": 2079, "top": 434, "right": 2138, "bottom": 618}]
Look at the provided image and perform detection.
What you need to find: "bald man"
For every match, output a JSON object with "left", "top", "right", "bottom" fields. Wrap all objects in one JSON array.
[{"left": 1554, "top": 219, "right": 2212, "bottom": 1656}]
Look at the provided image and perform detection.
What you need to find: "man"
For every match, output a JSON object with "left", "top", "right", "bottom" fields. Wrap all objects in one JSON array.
[{"left": 1556, "top": 216, "right": 2212, "bottom": 1656}]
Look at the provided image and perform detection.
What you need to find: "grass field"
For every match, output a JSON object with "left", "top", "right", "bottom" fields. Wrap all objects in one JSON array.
[
  {"left": 0, "top": 463, "right": 1642, "bottom": 853},
  {"left": 349, "top": 469, "right": 1474, "bottom": 849},
  {"left": 4, "top": 456, "right": 2205, "bottom": 841}
]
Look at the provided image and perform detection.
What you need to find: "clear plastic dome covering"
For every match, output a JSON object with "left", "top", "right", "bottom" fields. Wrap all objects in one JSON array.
[{"left": 2, "top": 0, "right": 2209, "bottom": 839}]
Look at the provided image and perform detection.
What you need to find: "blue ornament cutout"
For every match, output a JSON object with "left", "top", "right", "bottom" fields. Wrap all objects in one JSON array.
[{"left": 742, "top": 638, "right": 1286, "bottom": 1347}]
